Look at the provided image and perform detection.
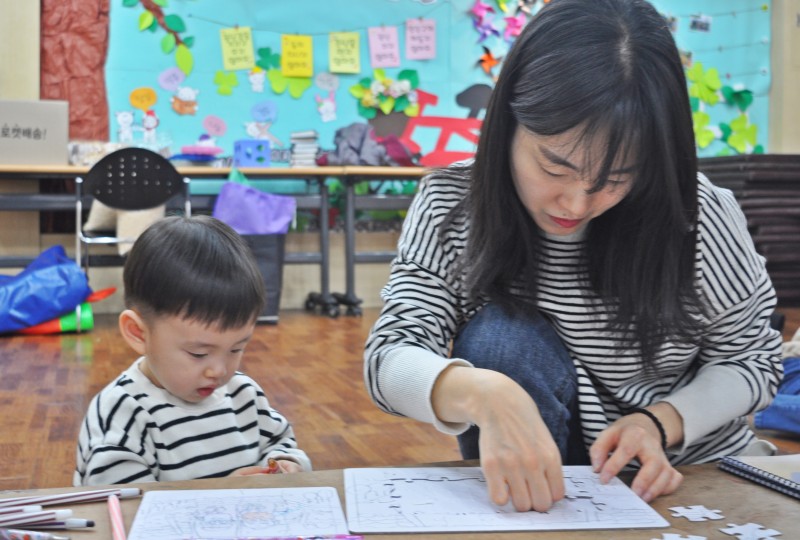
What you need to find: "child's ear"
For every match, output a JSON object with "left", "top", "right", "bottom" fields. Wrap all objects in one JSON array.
[{"left": 119, "top": 309, "right": 148, "bottom": 356}]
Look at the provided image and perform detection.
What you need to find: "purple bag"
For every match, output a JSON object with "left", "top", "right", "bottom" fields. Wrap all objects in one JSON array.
[{"left": 212, "top": 171, "right": 296, "bottom": 235}]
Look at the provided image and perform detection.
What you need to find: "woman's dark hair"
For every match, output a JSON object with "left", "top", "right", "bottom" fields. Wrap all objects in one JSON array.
[
  {"left": 448, "top": 0, "right": 705, "bottom": 364},
  {"left": 123, "top": 215, "right": 265, "bottom": 330}
]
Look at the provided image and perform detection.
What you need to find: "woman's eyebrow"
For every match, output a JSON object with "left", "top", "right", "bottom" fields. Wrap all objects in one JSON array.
[{"left": 539, "top": 146, "right": 578, "bottom": 170}]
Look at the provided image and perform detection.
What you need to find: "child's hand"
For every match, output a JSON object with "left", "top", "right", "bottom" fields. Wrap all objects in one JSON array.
[{"left": 276, "top": 459, "right": 302, "bottom": 474}]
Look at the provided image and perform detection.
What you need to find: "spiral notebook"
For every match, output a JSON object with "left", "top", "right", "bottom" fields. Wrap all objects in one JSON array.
[{"left": 718, "top": 454, "right": 800, "bottom": 500}]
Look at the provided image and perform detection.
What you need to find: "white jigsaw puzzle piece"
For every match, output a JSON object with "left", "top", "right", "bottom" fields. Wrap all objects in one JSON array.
[
  {"left": 720, "top": 522, "right": 782, "bottom": 540},
  {"left": 669, "top": 505, "right": 725, "bottom": 521}
]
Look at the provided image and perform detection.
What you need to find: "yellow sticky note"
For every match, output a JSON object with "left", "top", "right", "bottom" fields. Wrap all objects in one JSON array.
[
  {"left": 281, "top": 34, "right": 313, "bottom": 78},
  {"left": 329, "top": 32, "right": 360, "bottom": 74},
  {"left": 220, "top": 26, "right": 255, "bottom": 71}
]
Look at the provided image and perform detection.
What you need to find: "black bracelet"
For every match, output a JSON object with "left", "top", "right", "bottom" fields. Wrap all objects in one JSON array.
[{"left": 627, "top": 408, "right": 668, "bottom": 451}]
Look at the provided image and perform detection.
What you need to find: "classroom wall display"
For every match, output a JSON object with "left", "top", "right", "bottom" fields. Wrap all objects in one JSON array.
[{"left": 104, "top": 0, "right": 772, "bottom": 164}]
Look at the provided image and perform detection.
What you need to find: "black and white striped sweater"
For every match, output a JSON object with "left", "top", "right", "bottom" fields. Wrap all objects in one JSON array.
[{"left": 364, "top": 172, "right": 782, "bottom": 464}]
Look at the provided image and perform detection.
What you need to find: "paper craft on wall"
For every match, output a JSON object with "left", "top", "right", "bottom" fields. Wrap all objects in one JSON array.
[
  {"left": 329, "top": 32, "right": 361, "bottom": 74},
  {"left": 220, "top": 26, "right": 256, "bottom": 71},
  {"left": 405, "top": 18, "right": 436, "bottom": 60},
  {"left": 368, "top": 26, "right": 401, "bottom": 68},
  {"left": 281, "top": 34, "right": 314, "bottom": 78}
]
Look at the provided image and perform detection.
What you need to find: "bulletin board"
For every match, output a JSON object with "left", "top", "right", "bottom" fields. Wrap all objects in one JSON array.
[{"left": 104, "top": 0, "right": 772, "bottom": 163}]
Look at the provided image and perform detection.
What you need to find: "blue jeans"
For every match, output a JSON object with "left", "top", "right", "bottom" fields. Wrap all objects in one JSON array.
[{"left": 451, "top": 303, "right": 588, "bottom": 465}]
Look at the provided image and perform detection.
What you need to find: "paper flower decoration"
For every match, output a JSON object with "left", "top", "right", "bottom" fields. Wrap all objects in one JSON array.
[
  {"left": 726, "top": 114, "right": 758, "bottom": 154},
  {"left": 721, "top": 86, "right": 754, "bottom": 112},
  {"left": 504, "top": 13, "right": 526, "bottom": 40},
  {"left": 349, "top": 69, "right": 421, "bottom": 120},
  {"left": 692, "top": 110, "right": 715, "bottom": 149},
  {"left": 471, "top": 0, "right": 496, "bottom": 20},
  {"left": 687, "top": 62, "right": 721, "bottom": 106},
  {"left": 474, "top": 16, "right": 501, "bottom": 42},
  {"left": 477, "top": 46, "right": 501, "bottom": 75}
]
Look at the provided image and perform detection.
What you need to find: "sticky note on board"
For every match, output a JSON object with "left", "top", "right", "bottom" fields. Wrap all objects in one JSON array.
[
  {"left": 368, "top": 26, "right": 400, "bottom": 68},
  {"left": 405, "top": 18, "right": 436, "bottom": 60},
  {"left": 220, "top": 27, "right": 255, "bottom": 71},
  {"left": 329, "top": 32, "right": 360, "bottom": 74},
  {"left": 281, "top": 34, "right": 314, "bottom": 77}
]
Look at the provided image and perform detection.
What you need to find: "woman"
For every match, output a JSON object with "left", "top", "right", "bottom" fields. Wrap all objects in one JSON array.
[{"left": 364, "top": 0, "right": 782, "bottom": 513}]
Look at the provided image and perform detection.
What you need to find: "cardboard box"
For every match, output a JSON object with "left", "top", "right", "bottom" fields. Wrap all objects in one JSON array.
[{"left": 0, "top": 99, "right": 69, "bottom": 165}]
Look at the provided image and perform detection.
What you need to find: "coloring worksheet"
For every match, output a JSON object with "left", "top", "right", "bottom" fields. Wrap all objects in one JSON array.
[
  {"left": 344, "top": 466, "right": 670, "bottom": 533},
  {"left": 127, "top": 487, "right": 349, "bottom": 540}
]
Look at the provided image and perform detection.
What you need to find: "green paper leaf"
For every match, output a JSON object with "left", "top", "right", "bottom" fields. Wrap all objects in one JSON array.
[
  {"left": 374, "top": 68, "right": 386, "bottom": 82},
  {"left": 183, "top": 36, "right": 195, "bottom": 48},
  {"left": 357, "top": 103, "right": 377, "bottom": 119},
  {"left": 394, "top": 95, "right": 410, "bottom": 112},
  {"left": 153, "top": 0, "right": 168, "bottom": 6},
  {"left": 175, "top": 43, "right": 193, "bottom": 75},
  {"left": 359, "top": 77, "right": 372, "bottom": 88},
  {"left": 689, "top": 97, "right": 700, "bottom": 112},
  {"left": 268, "top": 69, "right": 289, "bottom": 94},
  {"left": 164, "top": 14, "right": 185, "bottom": 33},
  {"left": 122, "top": 0, "right": 138, "bottom": 7},
  {"left": 753, "top": 144, "right": 764, "bottom": 154},
  {"left": 217, "top": 85, "right": 233, "bottom": 96},
  {"left": 287, "top": 77, "right": 312, "bottom": 99},
  {"left": 404, "top": 103, "right": 420, "bottom": 117},
  {"left": 716, "top": 147, "right": 733, "bottom": 157},
  {"left": 161, "top": 33, "right": 176, "bottom": 54},
  {"left": 147, "top": 19, "right": 158, "bottom": 32},
  {"left": 379, "top": 96, "right": 395, "bottom": 115},
  {"left": 138, "top": 11, "right": 154, "bottom": 31},
  {"left": 397, "top": 69, "right": 419, "bottom": 89},
  {"left": 349, "top": 84, "right": 366, "bottom": 99},
  {"left": 719, "top": 122, "right": 732, "bottom": 142},
  {"left": 721, "top": 86, "right": 735, "bottom": 103}
]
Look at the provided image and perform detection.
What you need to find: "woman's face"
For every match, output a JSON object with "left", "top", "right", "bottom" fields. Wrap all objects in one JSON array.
[{"left": 509, "top": 125, "right": 634, "bottom": 236}]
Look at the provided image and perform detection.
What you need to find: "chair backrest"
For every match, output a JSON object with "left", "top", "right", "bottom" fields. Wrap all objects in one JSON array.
[{"left": 83, "top": 147, "right": 185, "bottom": 210}]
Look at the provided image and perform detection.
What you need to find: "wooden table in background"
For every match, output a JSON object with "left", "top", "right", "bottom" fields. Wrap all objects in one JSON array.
[{"left": 1, "top": 463, "right": 796, "bottom": 539}]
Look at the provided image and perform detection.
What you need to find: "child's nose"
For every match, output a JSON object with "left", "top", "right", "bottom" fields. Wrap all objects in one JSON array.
[{"left": 204, "top": 361, "right": 227, "bottom": 380}]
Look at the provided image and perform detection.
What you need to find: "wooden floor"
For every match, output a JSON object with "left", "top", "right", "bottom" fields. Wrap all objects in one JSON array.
[{"left": 1, "top": 307, "right": 798, "bottom": 491}]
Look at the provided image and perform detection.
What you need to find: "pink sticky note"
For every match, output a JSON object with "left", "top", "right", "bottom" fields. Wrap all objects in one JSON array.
[
  {"left": 368, "top": 26, "right": 400, "bottom": 68},
  {"left": 405, "top": 19, "right": 436, "bottom": 60}
]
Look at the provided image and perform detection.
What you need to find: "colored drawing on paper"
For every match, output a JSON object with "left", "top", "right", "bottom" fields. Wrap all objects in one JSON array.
[
  {"left": 344, "top": 466, "right": 669, "bottom": 533},
  {"left": 127, "top": 487, "right": 348, "bottom": 540}
]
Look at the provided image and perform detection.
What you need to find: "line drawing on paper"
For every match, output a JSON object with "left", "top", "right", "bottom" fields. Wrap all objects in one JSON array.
[{"left": 344, "top": 466, "right": 669, "bottom": 533}]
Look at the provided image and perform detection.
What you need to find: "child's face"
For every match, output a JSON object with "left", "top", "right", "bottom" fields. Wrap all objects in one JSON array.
[{"left": 137, "top": 314, "right": 255, "bottom": 403}]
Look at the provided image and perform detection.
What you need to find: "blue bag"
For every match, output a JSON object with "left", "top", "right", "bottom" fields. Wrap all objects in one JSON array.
[{"left": 0, "top": 246, "right": 92, "bottom": 333}]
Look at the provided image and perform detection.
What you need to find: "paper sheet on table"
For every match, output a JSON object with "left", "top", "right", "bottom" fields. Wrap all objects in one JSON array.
[
  {"left": 127, "top": 487, "right": 348, "bottom": 540},
  {"left": 344, "top": 466, "right": 669, "bottom": 533}
]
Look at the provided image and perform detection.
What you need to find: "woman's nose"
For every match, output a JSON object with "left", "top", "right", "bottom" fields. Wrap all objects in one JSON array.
[{"left": 559, "top": 186, "right": 592, "bottom": 218}]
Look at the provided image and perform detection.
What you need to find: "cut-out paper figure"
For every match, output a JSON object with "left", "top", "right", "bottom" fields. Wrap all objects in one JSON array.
[
  {"left": 116, "top": 111, "right": 135, "bottom": 144},
  {"left": 471, "top": 0, "right": 496, "bottom": 19},
  {"left": 473, "top": 16, "right": 501, "bottom": 42},
  {"left": 477, "top": 46, "right": 501, "bottom": 77},
  {"left": 504, "top": 12, "right": 526, "bottom": 40},
  {"left": 315, "top": 91, "right": 337, "bottom": 123},
  {"left": 244, "top": 121, "right": 284, "bottom": 148},
  {"left": 249, "top": 67, "right": 266, "bottom": 93},
  {"left": 171, "top": 86, "right": 199, "bottom": 115},
  {"left": 142, "top": 110, "right": 159, "bottom": 145}
]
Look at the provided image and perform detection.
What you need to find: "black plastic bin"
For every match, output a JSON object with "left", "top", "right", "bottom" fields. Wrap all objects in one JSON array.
[{"left": 242, "top": 234, "right": 286, "bottom": 324}]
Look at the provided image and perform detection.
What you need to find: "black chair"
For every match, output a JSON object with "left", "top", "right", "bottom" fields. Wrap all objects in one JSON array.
[{"left": 75, "top": 147, "right": 191, "bottom": 276}]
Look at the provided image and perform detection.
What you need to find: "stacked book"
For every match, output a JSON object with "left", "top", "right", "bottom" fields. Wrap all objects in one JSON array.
[
  {"left": 289, "top": 130, "right": 319, "bottom": 168},
  {"left": 699, "top": 154, "right": 800, "bottom": 306}
]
